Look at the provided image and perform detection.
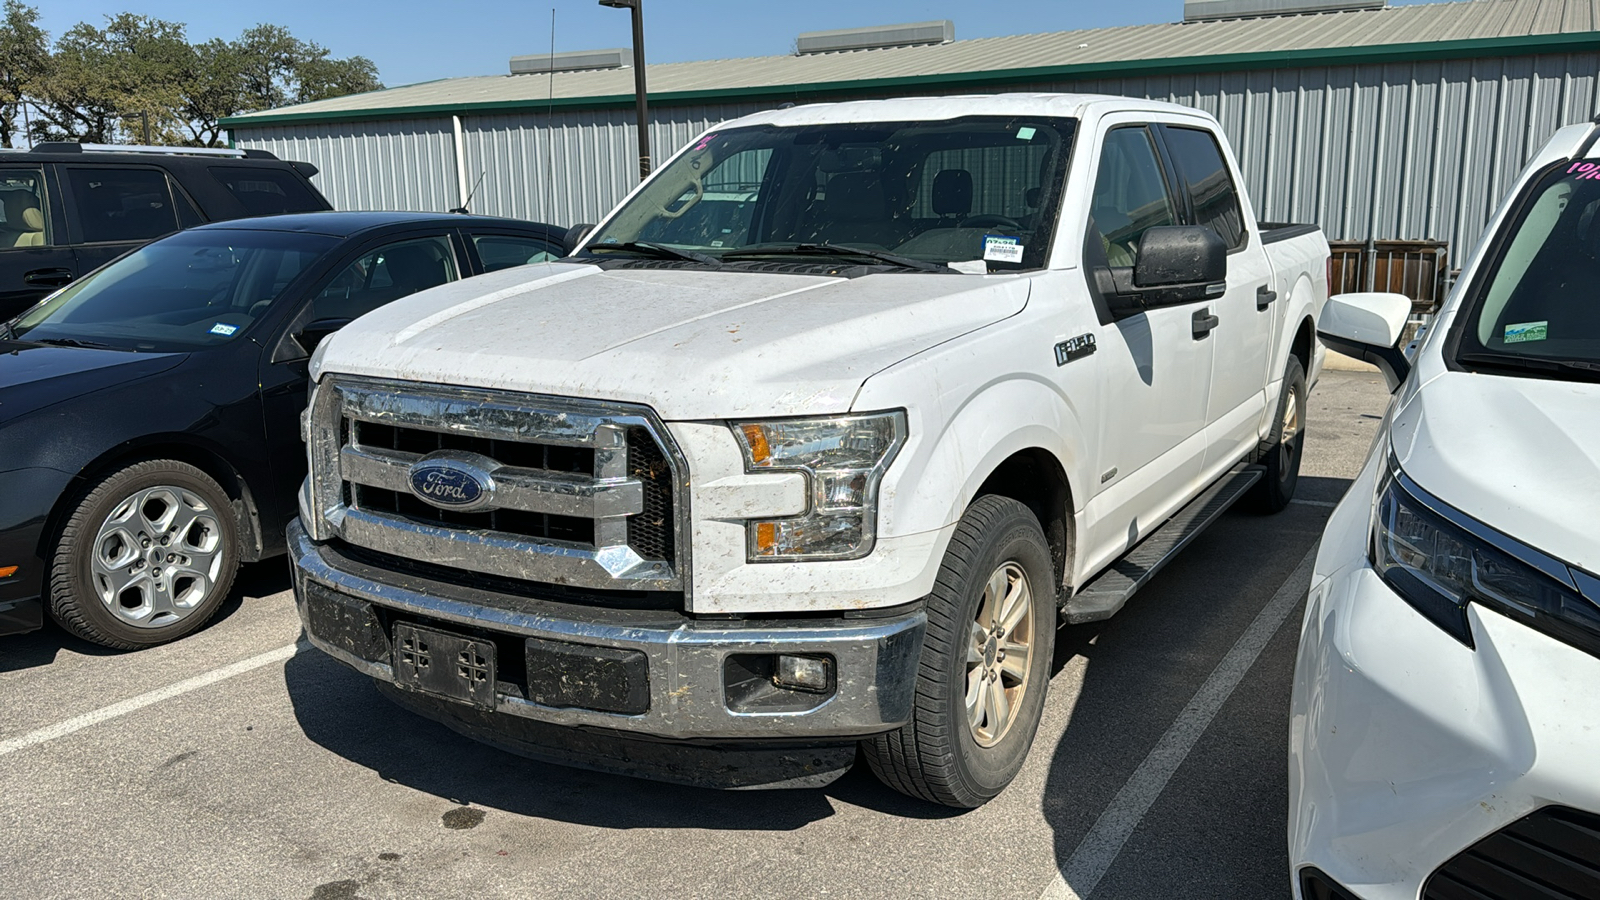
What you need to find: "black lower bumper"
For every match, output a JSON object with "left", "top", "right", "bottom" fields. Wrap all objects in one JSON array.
[{"left": 0, "top": 596, "right": 42, "bottom": 637}]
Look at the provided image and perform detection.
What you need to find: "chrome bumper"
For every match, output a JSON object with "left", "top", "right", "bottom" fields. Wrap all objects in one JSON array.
[{"left": 288, "top": 520, "right": 925, "bottom": 741}]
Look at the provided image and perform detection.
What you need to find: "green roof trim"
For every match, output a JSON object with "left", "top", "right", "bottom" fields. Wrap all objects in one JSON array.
[{"left": 222, "top": 31, "right": 1600, "bottom": 130}]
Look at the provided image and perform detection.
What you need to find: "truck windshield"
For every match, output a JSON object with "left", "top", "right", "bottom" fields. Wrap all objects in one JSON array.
[
  {"left": 583, "top": 116, "right": 1077, "bottom": 271},
  {"left": 9, "top": 229, "right": 336, "bottom": 353},
  {"left": 1456, "top": 161, "right": 1600, "bottom": 381}
]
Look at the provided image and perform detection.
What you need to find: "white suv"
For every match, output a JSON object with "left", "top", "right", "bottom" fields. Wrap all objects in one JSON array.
[{"left": 1291, "top": 124, "right": 1600, "bottom": 897}]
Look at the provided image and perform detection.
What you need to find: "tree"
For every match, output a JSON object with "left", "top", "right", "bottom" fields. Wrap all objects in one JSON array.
[
  {"left": 9, "top": 4, "right": 383, "bottom": 148},
  {"left": 0, "top": 0, "right": 47, "bottom": 147},
  {"left": 28, "top": 13, "right": 191, "bottom": 144}
]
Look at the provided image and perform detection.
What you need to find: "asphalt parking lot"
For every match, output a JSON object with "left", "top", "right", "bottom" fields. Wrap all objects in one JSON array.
[{"left": 0, "top": 369, "right": 1390, "bottom": 900}]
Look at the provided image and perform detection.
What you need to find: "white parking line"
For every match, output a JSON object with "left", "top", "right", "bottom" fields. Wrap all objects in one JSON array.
[
  {"left": 1291, "top": 498, "right": 1340, "bottom": 509},
  {"left": 0, "top": 641, "right": 307, "bottom": 759},
  {"left": 1038, "top": 545, "right": 1318, "bottom": 900}
]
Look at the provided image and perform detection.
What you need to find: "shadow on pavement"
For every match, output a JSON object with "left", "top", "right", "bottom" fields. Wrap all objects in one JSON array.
[
  {"left": 282, "top": 644, "right": 957, "bottom": 831},
  {"left": 0, "top": 559, "right": 290, "bottom": 673},
  {"left": 1038, "top": 488, "right": 1344, "bottom": 899}
]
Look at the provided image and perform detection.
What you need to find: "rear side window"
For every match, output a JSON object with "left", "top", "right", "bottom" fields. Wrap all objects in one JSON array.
[
  {"left": 208, "top": 166, "right": 324, "bottom": 216},
  {"left": 1162, "top": 127, "right": 1246, "bottom": 250},
  {"left": 65, "top": 167, "right": 179, "bottom": 244},
  {"left": 473, "top": 234, "right": 561, "bottom": 271}
]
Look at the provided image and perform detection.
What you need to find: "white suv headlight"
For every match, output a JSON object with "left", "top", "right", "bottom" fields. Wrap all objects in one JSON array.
[{"left": 731, "top": 411, "right": 907, "bottom": 562}]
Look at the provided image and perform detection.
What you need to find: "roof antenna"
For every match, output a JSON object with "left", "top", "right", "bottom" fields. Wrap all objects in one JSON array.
[
  {"left": 545, "top": 7, "right": 557, "bottom": 226},
  {"left": 451, "top": 170, "right": 486, "bottom": 214}
]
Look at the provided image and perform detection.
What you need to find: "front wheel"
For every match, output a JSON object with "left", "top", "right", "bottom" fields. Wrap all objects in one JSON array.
[
  {"left": 47, "top": 460, "right": 240, "bottom": 650},
  {"left": 862, "top": 495, "right": 1056, "bottom": 808},
  {"left": 1250, "top": 355, "right": 1307, "bottom": 513}
]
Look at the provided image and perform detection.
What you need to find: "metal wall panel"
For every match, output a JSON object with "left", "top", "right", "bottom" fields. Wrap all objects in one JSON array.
[
  {"left": 235, "top": 118, "right": 458, "bottom": 213},
  {"left": 233, "top": 50, "right": 1600, "bottom": 264}
]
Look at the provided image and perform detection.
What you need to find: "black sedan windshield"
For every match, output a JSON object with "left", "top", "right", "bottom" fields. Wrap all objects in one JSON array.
[
  {"left": 1457, "top": 161, "right": 1600, "bottom": 378},
  {"left": 11, "top": 229, "right": 337, "bottom": 352}
]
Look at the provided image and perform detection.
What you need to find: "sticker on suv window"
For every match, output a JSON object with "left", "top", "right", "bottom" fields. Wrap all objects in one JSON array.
[
  {"left": 984, "top": 235, "right": 1024, "bottom": 264},
  {"left": 1504, "top": 321, "right": 1548, "bottom": 343},
  {"left": 209, "top": 322, "right": 239, "bottom": 337}
]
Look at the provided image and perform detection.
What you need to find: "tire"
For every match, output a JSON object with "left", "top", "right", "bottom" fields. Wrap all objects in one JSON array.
[
  {"left": 48, "top": 460, "right": 240, "bottom": 650},
  {"left": 1250, "top": 356, "right": 1307, "bottom": 514},
  {"left": 863, "top": 495, "right": 1056, "bottom": 808}
]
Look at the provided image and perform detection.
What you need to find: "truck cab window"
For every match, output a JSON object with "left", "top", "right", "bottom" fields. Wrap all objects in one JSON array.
[
  {"left": 1162, "top": 126, "right": 1246, "bottom": 250},
  {"left": 0, "top": 169, "right": 50, "bottom": 248},
  {"left": 1090, "top": 127, "right": 1177, "bottom": 267}
]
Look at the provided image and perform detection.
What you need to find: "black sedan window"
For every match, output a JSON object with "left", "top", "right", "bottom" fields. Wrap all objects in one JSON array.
[{"left": 11, "top": 229, "right": 337, "bottom": 352}]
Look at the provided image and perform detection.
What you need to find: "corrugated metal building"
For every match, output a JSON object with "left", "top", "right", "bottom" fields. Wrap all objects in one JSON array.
[{"left": 221, "top": 0, "right": 1600, "bottom": 267}]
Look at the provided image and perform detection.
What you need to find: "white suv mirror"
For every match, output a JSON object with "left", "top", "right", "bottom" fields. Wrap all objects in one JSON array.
[{"left": 1318, "top": 292, "right": 1414, "bottom": 391}]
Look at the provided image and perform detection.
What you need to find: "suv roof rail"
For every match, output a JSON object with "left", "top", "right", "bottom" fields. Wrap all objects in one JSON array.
[{"left": 29, "top": 142, "right": 276, "bottom": 160}]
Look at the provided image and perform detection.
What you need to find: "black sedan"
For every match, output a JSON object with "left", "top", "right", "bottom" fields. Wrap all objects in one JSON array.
[{"left": 0, "top": 211, "right": 567, "bottom": 648}]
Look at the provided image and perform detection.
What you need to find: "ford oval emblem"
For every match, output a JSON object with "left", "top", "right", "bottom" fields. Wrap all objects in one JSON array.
[{"left": 407, "top": 453, "right": 497, "bottom": 512}]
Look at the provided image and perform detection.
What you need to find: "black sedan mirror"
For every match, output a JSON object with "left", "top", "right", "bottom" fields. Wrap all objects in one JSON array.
[
  {"left": 1098, "top": 226, "right": 1228, "bottom": 319},
  {"left": 295, "top": 317, "right": 351, "bottom": 354},
  {"left": 563, "top": 224, "right": 596, "bottom": 257}
]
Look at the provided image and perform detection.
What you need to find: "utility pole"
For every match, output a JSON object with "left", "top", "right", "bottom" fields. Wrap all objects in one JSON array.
[{"left": 598, "top": 0, "right": 651, "bottom": 179}]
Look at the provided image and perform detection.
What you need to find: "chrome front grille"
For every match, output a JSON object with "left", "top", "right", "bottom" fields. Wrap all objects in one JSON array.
[{"left": 306, "top": 376, "right": 686, "bottom": 594}]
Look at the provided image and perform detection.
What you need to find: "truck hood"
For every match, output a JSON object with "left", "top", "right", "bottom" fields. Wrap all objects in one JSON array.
[
  {"left": 1391, "top": 370, "right": 1600, "bottom": 574},
  {"left": 316, "top": 262, "right": 1031, "bottom": 419}
]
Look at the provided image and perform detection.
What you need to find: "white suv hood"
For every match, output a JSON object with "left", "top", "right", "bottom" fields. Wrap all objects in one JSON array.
[
  {"left": 315, "top": 262, "right": 1030, "bottom": 420},
  {"left": 1391, "top": 370, "right": 1600, "bottom": 573}
]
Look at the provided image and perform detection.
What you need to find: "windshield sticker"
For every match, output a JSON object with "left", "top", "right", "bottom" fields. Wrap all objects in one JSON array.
[
  {"left": 693, "top": 132, "right": 719, "bottom": 152},
  {"left": 949, "top": 259, "right": 989, "bottom": 275},
  {"left": 1503, "top": 321, "right": 1549, "bottom": 344},
  {"left": 208, "top": 323, "right": 239, "bottom": 337},
  {"left": 984, "top": 235, "right": 1024, "bottom": 264},
  {"left": 1568, "top": 162, "right": 1600, "bottom": 179},
  {"left": 1017, "top": 126, "right": 1038, "bottom": 141}
]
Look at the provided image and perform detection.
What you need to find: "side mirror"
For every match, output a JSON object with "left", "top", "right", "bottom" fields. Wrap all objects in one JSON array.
[
  {"left": 294, "top": 317, "right": 352, "bottom": 354},
  {"left": 563, "top": 224, "right": 596, "bottom": 257},
  {"left": 1096, "top": 226, "right": 1228, "bottom": 318},
  {"left": 1318, "top": 292, "right": 1413, "bottom": 391}
]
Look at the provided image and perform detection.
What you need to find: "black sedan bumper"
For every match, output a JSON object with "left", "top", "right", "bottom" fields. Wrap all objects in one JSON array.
[{"left": 0, "top": 466, "right": 74, "bottom": 637}]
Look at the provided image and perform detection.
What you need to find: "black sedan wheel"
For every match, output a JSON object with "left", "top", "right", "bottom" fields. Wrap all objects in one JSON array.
[{"left": 48, "top": 460, "right": 239, "bottom": 649}]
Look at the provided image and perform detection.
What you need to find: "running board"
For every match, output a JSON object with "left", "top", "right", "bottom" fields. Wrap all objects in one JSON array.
[{"left": 1061, "top": 464, "right": 1264, "bottom": 625}]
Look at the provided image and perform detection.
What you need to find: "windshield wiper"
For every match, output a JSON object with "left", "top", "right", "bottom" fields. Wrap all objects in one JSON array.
[
  {"left": 584, "top": 241, "right": 721, "bottom": 267},
  {"left": 24, "top": 337, "right": 119, "bottom": 351},
  {"left": 1458, "top": 351, "right": 1600, "bottom": 381},
  {"left": 723, "top": 242, "right": 951, "bottom": 273}
]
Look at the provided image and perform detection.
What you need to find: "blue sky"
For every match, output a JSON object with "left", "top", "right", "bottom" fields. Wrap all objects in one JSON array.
[{"left": 39, "top": 0, "right": 1438, "bottom": 89}]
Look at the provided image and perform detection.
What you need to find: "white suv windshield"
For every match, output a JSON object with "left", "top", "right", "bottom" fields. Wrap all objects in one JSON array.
[
  {"left": 1457, "top": 162, "right": 1600, "bottom": 381},
  {"left": 583, "top": 116, "right": 1076, "bottom": 271}
]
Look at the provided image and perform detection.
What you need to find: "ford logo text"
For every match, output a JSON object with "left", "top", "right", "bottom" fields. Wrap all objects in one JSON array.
[{"left": 407, "top": 454, "right": 498, "bottom": 512}]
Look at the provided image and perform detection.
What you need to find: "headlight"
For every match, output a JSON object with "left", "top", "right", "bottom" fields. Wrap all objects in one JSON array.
[
  {"left": 1371, "top": 460, "right": 1600, "bottom": 656},
  {"left": 731, "top": 411, "right": 907, "bottom": 562}
]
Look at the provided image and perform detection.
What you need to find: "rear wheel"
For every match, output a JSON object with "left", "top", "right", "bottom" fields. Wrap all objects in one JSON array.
[
  {"left": 1250, "top": 356, "right": 1306, "bottom": 513},
  {"left": 48, "top": 460, "right": 239, "bottom": 650},
  {"left": 863, "top": 495, "right": 1055, "bottom": 808}
]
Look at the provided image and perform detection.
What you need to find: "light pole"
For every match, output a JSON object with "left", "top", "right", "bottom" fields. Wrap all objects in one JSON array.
[{"left": 598, "top": 0, "right": 651, "bottom": 179}]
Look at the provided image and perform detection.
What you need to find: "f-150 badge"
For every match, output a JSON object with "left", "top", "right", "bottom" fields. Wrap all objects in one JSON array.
[{"left": 1055, "top": 334, "right": 1096, "bottom": 366}]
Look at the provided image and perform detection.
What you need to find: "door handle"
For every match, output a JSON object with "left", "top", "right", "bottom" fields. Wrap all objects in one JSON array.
[
  {"left": 1192, "top": 307, "right": 1220, "bottom": 339},
  {"left": 1256, "top": 285, "right": 1278, "bottom": 310},
  {"left": 24, "top": 268, "right": 74, "bottom": 288}
]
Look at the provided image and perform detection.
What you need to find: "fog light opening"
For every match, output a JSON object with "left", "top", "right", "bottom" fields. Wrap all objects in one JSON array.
[{"left": 774, "top": 654, "right": 833, "bottom": 693}]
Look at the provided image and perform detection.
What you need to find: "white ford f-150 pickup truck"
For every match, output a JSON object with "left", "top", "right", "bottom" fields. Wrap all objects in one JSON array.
[{"left": 290, "top": 94, "right": 1330, "bottom": 808}]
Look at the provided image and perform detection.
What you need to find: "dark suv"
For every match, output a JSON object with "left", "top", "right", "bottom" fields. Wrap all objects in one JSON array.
[{"left": 0, "top": 142, "right": 331, "bottom": 320}]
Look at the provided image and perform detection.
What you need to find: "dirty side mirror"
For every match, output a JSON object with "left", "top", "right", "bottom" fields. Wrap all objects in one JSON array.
[
  {"left": 1096, "top": 226, "right": 1228, "bottom": 318},
  {"left": 1319, "top": 292, "right": 1413, "bottom": 391}
]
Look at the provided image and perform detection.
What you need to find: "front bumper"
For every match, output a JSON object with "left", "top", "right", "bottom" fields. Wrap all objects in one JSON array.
[
  {"left": 0, "top": 466, "right": 73, "bottom": 633},
  {"left": 1289, "top": 562, "right": 1600, "bottom": 899},
  {"left": 289, "top": 519, "right": 926, "bottom": 744}
]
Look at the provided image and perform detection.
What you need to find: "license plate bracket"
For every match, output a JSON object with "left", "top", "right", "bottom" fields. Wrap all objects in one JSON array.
[{"left": 393, "top": 622, "right": 497, "bottom": 709}]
